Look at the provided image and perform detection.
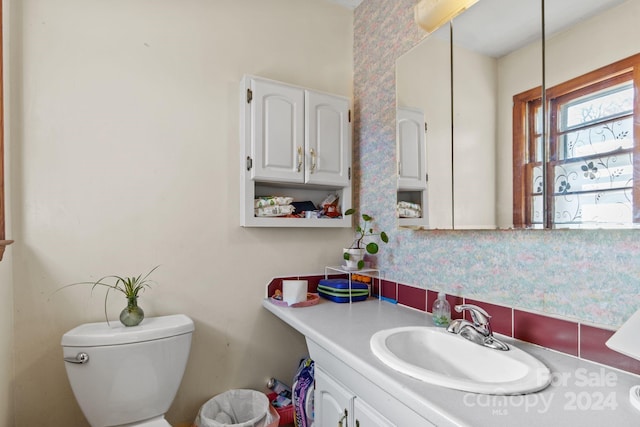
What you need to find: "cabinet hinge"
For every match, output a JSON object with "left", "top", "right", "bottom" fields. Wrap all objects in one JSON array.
[
  {"left": 246, "top": 156, "right": 253, "bottom": 171},
  {"left": 348, "top": 167, "right": 351, "bottom": 180},
  {"left": 426, "top": 173, "right": 429, "bottom": 182},
  {"left": 246, "top": 88, "right": 253, "bottom": 103},
  {"left": 348, "top": 109, "right": 352, "bottom": 123},
  {"left": 425, "top": 122, "right": 428, "bottom": 132}
]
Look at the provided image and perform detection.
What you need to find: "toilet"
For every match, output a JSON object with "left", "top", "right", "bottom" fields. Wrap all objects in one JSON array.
[{"left": 61, "top": 314, "right": 194, "bottom": 427}]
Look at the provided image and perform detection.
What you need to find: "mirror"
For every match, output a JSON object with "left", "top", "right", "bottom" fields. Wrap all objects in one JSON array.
[
  {"left": 396, "top": 24, "right": 452, "bottom": 229},
  {"left": 542, "top": 0, "right": 638, "bottom": 228},
  {"left": 397, "top": 0, "right": 638, "bottom": 230}
]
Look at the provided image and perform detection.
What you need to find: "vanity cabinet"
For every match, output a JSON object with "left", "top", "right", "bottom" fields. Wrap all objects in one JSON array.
[
  {"left": 315, "top": 367, "right": 394, "bottom": 427},
  {"left": 240, "top": 75, "right": 352, "bottom": 227}
]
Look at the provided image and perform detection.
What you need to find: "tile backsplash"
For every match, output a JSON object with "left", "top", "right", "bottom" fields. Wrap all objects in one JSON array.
[
  {"left": 352, "top": 0, "right": 640, "bottom": 328},
  {"left": 268, "top": 275, "right": 640, "bottom": 376}
]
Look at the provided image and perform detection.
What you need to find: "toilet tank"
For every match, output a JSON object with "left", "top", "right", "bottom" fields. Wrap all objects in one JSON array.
[{"left": 61, "top": 314, "right": 194, "bottom": 427}]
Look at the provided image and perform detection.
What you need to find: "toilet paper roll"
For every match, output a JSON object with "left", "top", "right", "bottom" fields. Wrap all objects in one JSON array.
[{"left": 282, "top": 280, "right": 308, "bottom": 305}]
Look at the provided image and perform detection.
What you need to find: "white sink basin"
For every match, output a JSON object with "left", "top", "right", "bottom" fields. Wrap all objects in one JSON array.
[{"left": 370, "top": 326, "right": 551, "bottom": 395}]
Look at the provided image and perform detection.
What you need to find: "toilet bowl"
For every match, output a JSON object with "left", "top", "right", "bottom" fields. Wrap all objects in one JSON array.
[{"left": 61, "top": 314, "right": 194, "bottom": 427}]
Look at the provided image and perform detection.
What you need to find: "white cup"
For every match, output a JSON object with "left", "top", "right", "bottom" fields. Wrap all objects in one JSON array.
[{"left": 282, "top": 280, "right": 308, "bottom": 305}]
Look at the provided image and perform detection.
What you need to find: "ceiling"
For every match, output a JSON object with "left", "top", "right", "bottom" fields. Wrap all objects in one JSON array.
[{"left": 436, "top": 0, "right": 628, "bottom": 57}]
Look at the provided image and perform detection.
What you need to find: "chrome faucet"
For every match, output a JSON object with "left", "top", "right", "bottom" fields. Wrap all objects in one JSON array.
[{"left": 446, "top": 304, "right": 509, "bottom": 351}]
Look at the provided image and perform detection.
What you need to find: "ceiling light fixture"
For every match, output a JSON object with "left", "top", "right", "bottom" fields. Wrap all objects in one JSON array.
[{"left": 414, "top": 0, "right": 480, "bottom": 34}]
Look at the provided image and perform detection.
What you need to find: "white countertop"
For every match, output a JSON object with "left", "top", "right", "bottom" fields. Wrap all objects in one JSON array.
[{"left": 263, "top": 297, "right": 640, "bottom": 426}]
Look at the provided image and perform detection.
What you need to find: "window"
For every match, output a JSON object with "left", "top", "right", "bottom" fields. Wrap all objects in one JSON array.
[{"left": 513, "top": 53, "right": 640, "bottom": 229}]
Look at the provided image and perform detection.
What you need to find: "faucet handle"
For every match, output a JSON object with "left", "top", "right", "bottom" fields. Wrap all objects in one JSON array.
[{"left": 454, "top": 304, "right": 491, "bottom": 327}]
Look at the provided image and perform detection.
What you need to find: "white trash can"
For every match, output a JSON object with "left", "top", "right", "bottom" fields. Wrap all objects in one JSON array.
[{"left": 195, "top": 389, "right": 279, "bottom": 427}]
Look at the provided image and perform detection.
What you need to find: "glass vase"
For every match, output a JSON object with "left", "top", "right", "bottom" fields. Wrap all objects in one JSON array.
[{"left": 120, "top": 296, "right": 144, "bottom": 327}]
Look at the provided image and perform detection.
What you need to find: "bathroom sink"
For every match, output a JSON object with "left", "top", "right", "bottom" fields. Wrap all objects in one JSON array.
[{"left": 370, "top": 326, "right": 551, "bottom": 395}]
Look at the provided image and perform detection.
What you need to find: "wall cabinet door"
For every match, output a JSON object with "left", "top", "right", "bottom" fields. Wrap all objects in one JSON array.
[
  {"left": 248, "top": 77, "right": 305, "bottom": 183},
  {"left": 246, "top": 76, "right": 350, "bottom": 186},
  {"left": 315, "top": 367, "right": 354, "bottom": 427},
  {"left": 305, "top": 90, "right": 351, "bottom": 187},
  {"left": 397, "top": 107, "right": 427, "bottom": 190}
]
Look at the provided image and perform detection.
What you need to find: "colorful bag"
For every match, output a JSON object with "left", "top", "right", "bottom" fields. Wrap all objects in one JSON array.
[{"left": 292, "top": 358, "right": 314, "bottom": 427}]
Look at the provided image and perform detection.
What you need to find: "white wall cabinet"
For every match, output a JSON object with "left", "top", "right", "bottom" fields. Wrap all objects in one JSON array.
[
  {"left": 315, "top": 367, "right": 394, "bottom": 427},
  {"left": 397, "top": 107, "right": 429, "bottom": 228},
  {"left": 397, "top": 107, "right": 427, "bottom": 190},
  {"left": 240, "top": 75, "right": 352, "bottom": 227}
]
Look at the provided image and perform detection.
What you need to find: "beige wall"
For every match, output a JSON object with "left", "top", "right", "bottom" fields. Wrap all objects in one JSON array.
[
  {"left": 8, "top": 0, "right": 353, "bottom": 425},
  {"left": 1, "top": 0, "right": 15, "bottom": 425}
]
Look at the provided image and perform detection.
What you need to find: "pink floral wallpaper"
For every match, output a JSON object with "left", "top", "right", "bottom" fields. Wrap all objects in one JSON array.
[{"left": 353, "top": 0, "right": 640, "bottom": 327}]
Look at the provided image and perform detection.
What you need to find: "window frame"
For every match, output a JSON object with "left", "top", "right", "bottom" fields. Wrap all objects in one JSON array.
[{"left": 513, "top": 53, "right": 640, "bottom": 229}]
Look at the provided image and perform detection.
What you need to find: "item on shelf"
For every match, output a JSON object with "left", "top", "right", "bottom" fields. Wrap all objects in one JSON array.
[
  {"left": 432, "top": 292, "right": 451, "bottom": 327},
  {"left": 343, "top": 209, "right": 389, "bottom": 269},
  {"left": 351, "top": 274, "right": 372, "bottom": 284},
  {"left": 291, "top": 200, "right": 317, "bottom": 213},
  {"left": 254, "top": 196, "right": 294, "bottom": 209},
  {"left": 255, "top": 204, "right": 296, "bottom": 217},
  {"left": 320, "top": 193, "right": 342, "bottom": 217},
  {"left": 282, "top": 280, "right": 308, "bottom": 305},
  {"left": 318, "top": 278, "right": 369, "bottom": 303},
  {"left": 397, "top": 200, "right": 422, "bottom": 218},
  {"left": 269, "top": 291, "right": 319, "bottom": 308}
]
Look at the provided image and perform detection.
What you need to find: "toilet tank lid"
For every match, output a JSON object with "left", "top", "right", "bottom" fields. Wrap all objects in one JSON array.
[{"left": 61, "top": 314, "right": 194, "bottom": 347}]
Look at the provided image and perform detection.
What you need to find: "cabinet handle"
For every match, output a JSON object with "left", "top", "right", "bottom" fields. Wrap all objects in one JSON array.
[
  {"left": 310, "top": 148, "right": 317, "bottom": 173},
  {"left": 338, "top": 409, "right": 348, "bottom": 427},
  {"left": 297, "top": 146, "right": 303, "bottom": 172}
]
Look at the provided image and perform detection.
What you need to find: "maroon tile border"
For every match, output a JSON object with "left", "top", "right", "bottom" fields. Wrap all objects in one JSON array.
[
  {"left": 398, "top": 285, "right": 426, "bottom": 311},
  {"left": 426, "top": 290, "right": 438, "bottom": 313},
  {"left": 514, "top": 310, "right": 579, "bottom": 356},
  {"left": 447, "top": 294, "right": 465, "bottom": 320},
  {"left": 465, "top": 299, "right": 513, "bottom": 337},
  {"left": 269, "top": 275, "right": 638, "bottom": 376},
  {"left": 268, "top": 275, "right": 325, "bottom": 296},
  {"left": 580, "top": 325, "right": 640, "bottom": 375},
  {"left": 380, "top": 279, "right": 397, "bottom": 300},
  {"left": 299, "top": 275, "right": 324, "bottom": 293}
]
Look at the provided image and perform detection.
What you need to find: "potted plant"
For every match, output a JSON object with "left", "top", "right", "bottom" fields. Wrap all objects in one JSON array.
[
  {"left": 56, "top": 266, "right": 159, "bottom": 327},
  {"left": 343, "top": 209, "right": 389, "bottom": 269}
]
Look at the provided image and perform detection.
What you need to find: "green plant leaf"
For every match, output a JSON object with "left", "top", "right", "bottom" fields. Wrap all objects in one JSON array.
[
  {"left": 357, "top": 259, "right": 365, "bottom": 269},
  {"left": 343, "top": 252, "right": 351, "bottom": 260},
  {"left": 345, "top": 208, "right": 356, "bottom": 216},
  {"left": 366, "top": 242, "right": 379, "bottom": 254},
  {"left": 381, "top": 232, "right": 389, "bottom": 243},
  {"left": 362, "top": 214, "right": 372, "bottom": 221}
]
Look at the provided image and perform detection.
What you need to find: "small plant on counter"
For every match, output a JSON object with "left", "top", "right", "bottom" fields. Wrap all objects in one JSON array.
[
  {"left": 54, "top": 265, "right": 159, "bottom": 327},
  {"left": 343, "top": 208, "right": 389, "bottom": 269}
]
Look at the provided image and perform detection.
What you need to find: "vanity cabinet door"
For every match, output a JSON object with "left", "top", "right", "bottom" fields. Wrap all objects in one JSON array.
[
  {"left": 247, "top": 77, "right": 305, "bottom": 184},
  {"left": 354, "top": 398, "right": 395, "bottom": 427},
  {"left": 315, "top": 367, "right": 354, "bottom": 427},
  {"left": 305, "top": 90, "right": 351, "bottom": 187},
  {"left": 397, "top": 107, "right": 427, "bottom": 190}
]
